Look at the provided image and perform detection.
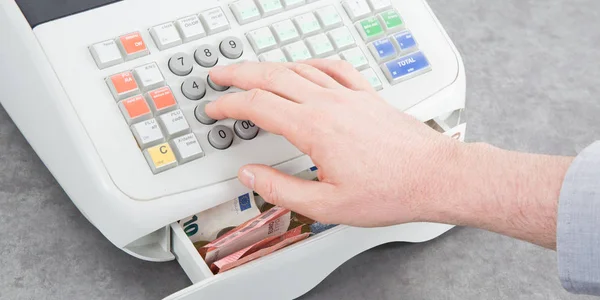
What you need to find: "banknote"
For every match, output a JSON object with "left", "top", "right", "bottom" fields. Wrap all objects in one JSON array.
[
  {"left": 179, "top": 193, "right": 261, "bottom": 244},
  {"left": 199, "top": 206, "right": 292, "bottom": 265},
  {"left": 211, "top": 225, "right": 311, "bottom": 274}
]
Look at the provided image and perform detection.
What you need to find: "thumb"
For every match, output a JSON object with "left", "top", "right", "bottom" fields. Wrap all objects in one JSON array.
[{"left": 238, "top": 164, "right": 335, "bottom": 216}]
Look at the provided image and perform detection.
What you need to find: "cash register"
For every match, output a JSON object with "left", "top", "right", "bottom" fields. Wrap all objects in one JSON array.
[{"left": 0, "top": 0, "right": 466, "bottom": 298}]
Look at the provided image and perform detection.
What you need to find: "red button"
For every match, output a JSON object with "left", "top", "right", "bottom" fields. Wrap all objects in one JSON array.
[
  {"left": 148, "top": 86, "right": 177, "bottom": 112},
  {"left": 122, "top": 95, "right": 151, "bottom": 119},
  {"left": 109, "top": 71, "right": 139, "bottom": 100},
  {"left": 119, "top": 32, "right": 147, "bottom": 55}
]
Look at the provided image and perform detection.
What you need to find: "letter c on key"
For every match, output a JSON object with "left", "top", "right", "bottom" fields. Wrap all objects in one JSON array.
[{"left": 160, "top": 146, "right": 168, "bottom": 154}]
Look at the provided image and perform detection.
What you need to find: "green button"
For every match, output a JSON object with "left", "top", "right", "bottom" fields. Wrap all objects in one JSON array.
[
  {"left": 379, "top": 10, "right": 404, "bottom": 30},
  {"left": 359, "top": 17, "right": 384, "bottom": 38}
]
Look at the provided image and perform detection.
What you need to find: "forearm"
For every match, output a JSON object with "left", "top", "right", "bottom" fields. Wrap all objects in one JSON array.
[{"left": 428, "top": 143, "right": 573, "bottom": 249}]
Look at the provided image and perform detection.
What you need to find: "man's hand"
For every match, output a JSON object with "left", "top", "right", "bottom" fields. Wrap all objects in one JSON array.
[
  {"left": 205, "top": 60, "right": 463, "bottom": 227},
  {"left": 205, "top": 60, "right": 573, "bottom": 249}
]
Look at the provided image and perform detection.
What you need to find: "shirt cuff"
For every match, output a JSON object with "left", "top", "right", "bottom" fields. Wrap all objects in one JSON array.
[{"left": 557, "top": 141, "right": 600, "bottom": 295}]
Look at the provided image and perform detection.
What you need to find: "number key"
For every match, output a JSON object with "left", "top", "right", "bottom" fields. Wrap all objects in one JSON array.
[
  {"left": 208, "top": 125, "right": 234, "bottom": 150},
  {"left": 220, "top": 36, "right": 244, "bottom": 59},
  {"left": 181, "top": 77, "right": 207, "bottom": 100},
  {"left": 169, "top": 52, "right": 194, "bottom": 76},
  {"left": 194, "top": 100, "right": 217, "bottom": 125},
  {"left": 234, "top": 120, "right": 259, "bottom": 140},
  {"left": 207, "top": 75, "right": 230, "bottom": 92},
  {"left": 194, "top": 44, "right": 219, "bottom": 67}
]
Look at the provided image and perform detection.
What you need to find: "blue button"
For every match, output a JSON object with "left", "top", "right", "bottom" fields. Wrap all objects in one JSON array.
[
  {"left": 370, "top": 38, "right": 397, "bottom": 60},
  {"left": 393, "top": 30, "right": 417, "bottom": 51},
  {"left": 384, "top": 51, "right": 431, "bottom": 81}
]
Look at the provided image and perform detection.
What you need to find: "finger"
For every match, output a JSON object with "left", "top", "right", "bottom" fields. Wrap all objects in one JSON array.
[
  {"left": 209, "top": 62, "right": 324, "bottom": 103},
  {"left": 205, "top": 89, "right": 301, "bottom": 137},
  {"left": 238, "top": 165, "right": 336, "bottom": 220},
  {"left": 301, "top": 59, "right": 375, "bottom": 92},
  {"left": 286, "top": 63, "right": 344, "bottom": 89}
]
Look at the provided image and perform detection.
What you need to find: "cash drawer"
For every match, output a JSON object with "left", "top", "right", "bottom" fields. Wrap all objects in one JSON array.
[{"left": 168, "top": 221, "right": 454, "bottom": 300}]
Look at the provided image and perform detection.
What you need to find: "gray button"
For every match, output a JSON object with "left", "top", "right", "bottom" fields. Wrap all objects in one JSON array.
[
  {"left": 220, "top": 36, "right": 244, "bottom": 59},
  {"left": 207, "top": 75, "right": 229, "bottom": 92},
  {"left": 168, "top": 52, "right": 194, "bottom": 76},
  {"left": 208, "top": 125, "right": 234, "bottom": 150},
  {"left": 181, "top": 77, "right": 206, "bottom": 100},
  {"left": 234, "top": 120, "right": 259, "bottom": 140},
  {"left": 194, "top": 44, "right": 219, "bottom": 67},
  {"left": 194, "top": 101, "right": 217, "bottom": 125}
]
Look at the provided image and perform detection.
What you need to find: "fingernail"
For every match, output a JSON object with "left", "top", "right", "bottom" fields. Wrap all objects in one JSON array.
[
  {"left": 239, "top": 168, "right": 255, "bottom": 189},
  {"left": 205, "top": 101, "right": 215, "bottom": 110}
]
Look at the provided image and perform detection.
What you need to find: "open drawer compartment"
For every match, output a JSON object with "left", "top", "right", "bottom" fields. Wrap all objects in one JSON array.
[{"left": 167, "top": 221, "right": 454, "bottom": 300}]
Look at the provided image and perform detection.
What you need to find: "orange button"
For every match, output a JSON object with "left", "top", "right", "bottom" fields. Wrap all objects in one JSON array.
[
  {"left": 120, "top": 32, "right": 147, "bottom": 55},
  {"left": 110, "top": 71, "right": 138, "bottom": 96},
  {"left": 148, "top": 86, "right": 177, "bottom": 112},
  {"left": 122, "top": 95, "right": 151, "bottom": 119}
]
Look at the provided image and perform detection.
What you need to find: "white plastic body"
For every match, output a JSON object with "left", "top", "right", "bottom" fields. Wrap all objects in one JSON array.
[{"left": 0, "top": 0, "right": 466, "bottom": 298}]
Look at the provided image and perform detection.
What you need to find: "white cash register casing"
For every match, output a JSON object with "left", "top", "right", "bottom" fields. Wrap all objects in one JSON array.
[{"left": 0, "top": 0, "right": 466, "bottom": 298}]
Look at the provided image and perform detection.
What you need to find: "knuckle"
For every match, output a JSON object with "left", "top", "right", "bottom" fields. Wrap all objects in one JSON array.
[
  {"left": 263, "top": 180, "right": 282, "bottom": 206},
  {"left": 246, "top": 88, "right": 267, "bottom": 105},
  {"left": 236, "top": 60, "right": 256, "bottom": 70},
  {"left": 261, "top": 66, "right": 289, "bottom": 87},
  {"left": 224, "top": 62, "right": 242, "bottom": 77},
  {"left": 293, "top": 63, "right": 316, "bottom": 77}
]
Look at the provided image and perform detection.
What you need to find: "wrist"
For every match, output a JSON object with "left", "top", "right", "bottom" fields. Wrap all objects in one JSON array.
[
  {"left": 425, "top": 141, "right": 573, "bottom": 248},
  {"left": 406, "top": 137, "right": 476, "bottom": 224}
]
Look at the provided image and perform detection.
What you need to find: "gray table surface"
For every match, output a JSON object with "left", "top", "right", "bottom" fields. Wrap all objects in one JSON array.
[{"left": 1, "top": 0, "right": 600, "bottom": 299}]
